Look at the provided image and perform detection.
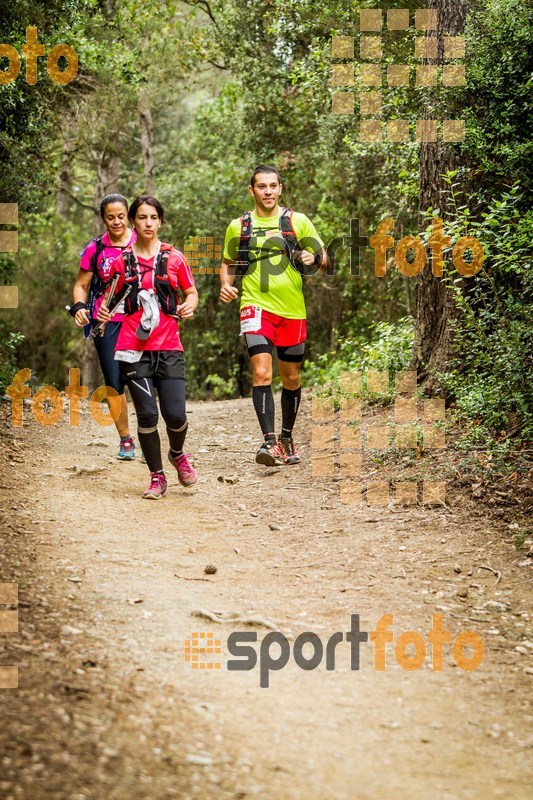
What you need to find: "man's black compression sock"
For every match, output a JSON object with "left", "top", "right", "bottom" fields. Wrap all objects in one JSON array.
[
  {"left": 252, "top": 385, "right": 275, "bottom": 437},
  {"left": 281, "top": 386, "right": 301, "bottom": 437}
]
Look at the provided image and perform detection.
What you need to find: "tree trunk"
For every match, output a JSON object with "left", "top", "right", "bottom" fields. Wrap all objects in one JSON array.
[
  {"left": 82, "top": 150, "right": 121, "bottom": 390},
  {"left": 410, "top": 0, "right": 467, "bottom": 394},
  {"left": 138, "top": 89, "right": 155, "bottom": 193},
  {"left": 57, "top": 126, "right": 75, "bottom": 219}
]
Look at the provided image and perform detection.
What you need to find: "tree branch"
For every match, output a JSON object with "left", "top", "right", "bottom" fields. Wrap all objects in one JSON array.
[{"left": 62, "top": 188, "right": 98, "bottom": 213}]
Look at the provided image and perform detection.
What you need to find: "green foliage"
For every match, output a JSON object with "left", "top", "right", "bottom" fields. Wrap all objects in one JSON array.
[
  {"left": 303, "top": 316, "right": 415, "bottom": 400},
  {"left": 434, "top": 186, "right": 533, "bottom": 442},
  {"left": 0, "top": 330, "right": 24, "bottom": 393}
]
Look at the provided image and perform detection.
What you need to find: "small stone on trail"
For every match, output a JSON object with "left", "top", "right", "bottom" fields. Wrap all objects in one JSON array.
[
  {"left": 456, "top": 586, "right": 469, "bottom": 598},
  {"left": 127, "top": 598, "right": 144, "bottom": 605},
  {"left": 217, "top": 475, "right": 239, "bottom": 484},
  {"left": 185, "top": 753, "right": 214, "bottom": 766},
  {"left": 454, "top": 564, "right": 462, "bottom": 574},
  {"left": 269, "top": 524, "right": 281, "bottom": 531},
  {"left": 204, "top": 564, "right": 217, "bottom": 575}
]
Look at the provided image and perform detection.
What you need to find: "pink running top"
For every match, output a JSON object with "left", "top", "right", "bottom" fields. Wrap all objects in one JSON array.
[{"left": 110, "top": 245, "right": 195, "bottom": 351}]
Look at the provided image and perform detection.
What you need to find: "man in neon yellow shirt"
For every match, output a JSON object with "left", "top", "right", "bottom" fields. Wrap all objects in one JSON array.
[{"left": 220, "top": 164, "right": 327, "bottom": 466}]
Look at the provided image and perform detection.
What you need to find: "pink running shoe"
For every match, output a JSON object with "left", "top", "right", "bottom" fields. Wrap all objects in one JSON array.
[
  {"left": 168, "top": 451, "right": 198, "bottom": 487},
  {"left": 142, "top": 472, "right": 167, "bottom": 500}
]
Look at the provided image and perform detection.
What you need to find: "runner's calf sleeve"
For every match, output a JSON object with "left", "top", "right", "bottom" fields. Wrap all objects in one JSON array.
[
  {"left": 252, "top": 385, "right": 275, "bottom": 437},
  {"left": 167, "top": 420, "right": 188, "bottom": 454},
  {"left": 281, "top": 386, "right": 301, "bottom": 436},
  {"left": 138, "top": 428, "right": 163, "bottom": 473}
]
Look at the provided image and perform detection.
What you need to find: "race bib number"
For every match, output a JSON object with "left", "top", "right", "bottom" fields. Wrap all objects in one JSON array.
[
  {"left": 240, "top": 305, "right": 262, "bottom": 334},
  {"left": 114, "top": 349, "right": 143, "bottom": 363}
]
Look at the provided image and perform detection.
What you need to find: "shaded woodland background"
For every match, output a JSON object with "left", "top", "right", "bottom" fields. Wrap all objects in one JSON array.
[{"left": 0, "top": 0, "right": 531, "bottom": 453}]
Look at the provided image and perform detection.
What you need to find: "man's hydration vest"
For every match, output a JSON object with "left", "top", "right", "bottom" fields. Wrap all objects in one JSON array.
[{"left": 236, "top": 207, "right": 303, "bottom": 276}]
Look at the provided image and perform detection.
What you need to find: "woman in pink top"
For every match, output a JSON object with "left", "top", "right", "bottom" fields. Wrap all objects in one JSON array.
[
  {"left": 70, "top": 194, "right": 137, "bottom": 460},
  {"left": 97, "top": 194, "right": 199, "bottom": 499}
]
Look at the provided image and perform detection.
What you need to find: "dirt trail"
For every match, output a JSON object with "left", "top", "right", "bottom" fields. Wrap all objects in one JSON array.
[{"left": 0, "top": 394, "right": 532, "bottom": 800}]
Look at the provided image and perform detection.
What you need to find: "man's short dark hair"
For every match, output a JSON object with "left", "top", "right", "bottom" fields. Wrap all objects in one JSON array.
[{"left": 250, "top": 164, "right": 282, "bottom": 187}]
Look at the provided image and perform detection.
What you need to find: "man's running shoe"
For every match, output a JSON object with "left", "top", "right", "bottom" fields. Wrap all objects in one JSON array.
[
  {"left": 278, "top": 435, "right": 301, "bottom": 465},
  {"left": 142, "top": 472, "right": 167, "bottom": 499},
  {"left": 117, "top": 436, "right": 135, "bottom": 461},
  {"left": 168, "top": 451, "right": 198, "bottom": 487},
  {"left": 255, "top": 440, "right": 283, "bottom": 466}
]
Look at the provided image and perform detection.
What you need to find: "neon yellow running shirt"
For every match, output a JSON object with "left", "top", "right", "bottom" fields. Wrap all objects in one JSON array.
[{"left": 223, "top": 209, "right": 323, "bottom": 319}]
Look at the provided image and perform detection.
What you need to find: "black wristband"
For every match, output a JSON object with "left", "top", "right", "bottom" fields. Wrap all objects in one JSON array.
[
  {"left": 313, "top": 251, "right": 323, "bottom": 267},
  {"left": 69, "top": 302, "right": 87, "bottom": 317}
]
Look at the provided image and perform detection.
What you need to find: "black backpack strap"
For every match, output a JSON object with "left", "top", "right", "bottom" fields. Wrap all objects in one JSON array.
[
  {"left": 120, "top": 249, "right": 140, "bottom": 314},
  {"left": 154, "top": 244, "right": 177, "bottom": 316},
  {"left": 236, "top": 211, "right": 253, "bottom": 276},
  {"left": 86, "top": 237, "right": 107, "bottom": 318},
  {"left": 279, "top": 207, "right": 303, "bottom": 274}
]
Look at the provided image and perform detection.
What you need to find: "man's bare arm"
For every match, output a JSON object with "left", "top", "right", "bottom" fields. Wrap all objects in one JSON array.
[{"left": 219, "top": 259, "right": 240, "bottom": 302}]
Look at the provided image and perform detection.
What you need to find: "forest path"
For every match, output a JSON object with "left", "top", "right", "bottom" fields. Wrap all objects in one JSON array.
[{"left": 0, "top": 394, "right": 531, "bottom": 800}]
